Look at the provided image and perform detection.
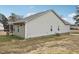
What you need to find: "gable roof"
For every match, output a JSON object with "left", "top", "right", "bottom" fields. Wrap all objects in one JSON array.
[{"left": 9, "top": 10, "right": 70, "bottom": 25}]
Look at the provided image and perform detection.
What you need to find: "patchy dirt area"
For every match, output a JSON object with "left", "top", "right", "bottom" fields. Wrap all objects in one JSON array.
[
  {"left": 0, "top": 31, "right": 6, "bottom": 35},
  {"left": 29, "top": 35, "right": 79, "bottom": 54},
  {"left": 0, "top": 31, "right": 79, "bottom": 54}
]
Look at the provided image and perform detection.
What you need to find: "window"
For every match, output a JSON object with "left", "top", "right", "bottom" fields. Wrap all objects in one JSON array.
[
  {"left": 50, "top": 25, "right": 52, "bottom": 32},
  {"left": 17, "top": 26, "right": 19, "bottom": 32},
  {"left": 58, "top": 26, "right": 60, "bottom": 31}
]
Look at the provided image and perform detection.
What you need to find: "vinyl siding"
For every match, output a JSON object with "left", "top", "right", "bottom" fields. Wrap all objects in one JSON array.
[
  {"left": 26, "top": 11, "right": 70, "bottom": 38},
  {"left": 13, "top": 24, "right": 25, "bottom": 38}
]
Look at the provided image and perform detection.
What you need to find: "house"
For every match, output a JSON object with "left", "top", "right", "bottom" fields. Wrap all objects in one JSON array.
[
  {"left": 0, "top": 22, "right": 4, "bottom": 31},
  {"left": 8, "top": 13, "right": 23, "bottom": 34},
  {"left": 8, "top": 10, "right": 70, "bottom": 39},
  {"left": 70, "top": 24, "right": 79, "bottom": 30},
  {"left": 0, "top": 23, "right": 6, "bottom": 35}
]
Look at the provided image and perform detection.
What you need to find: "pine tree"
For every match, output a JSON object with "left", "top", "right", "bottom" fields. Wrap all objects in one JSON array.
[{"left": 74, "top": 6, "right": 79, "bottom": 26}]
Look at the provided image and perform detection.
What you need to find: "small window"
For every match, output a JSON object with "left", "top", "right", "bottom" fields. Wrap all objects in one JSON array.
[
  {"left": 58, "top": 26, "right": 60, "bottom": 31},
  {"left": 50, "top": 25, "right": 52, "bottom": 31},
  {"left": 17, "top": 26, "right": 19, "bottom": 32}
]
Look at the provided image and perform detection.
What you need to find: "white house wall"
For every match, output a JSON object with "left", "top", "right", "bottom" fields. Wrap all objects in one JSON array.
[
  {"left": 26, "top": 11, "right": 70, "bottom": 38},
  {"left": 13, "top": 24, "right": 25, "bottom": 38},
  {"left": 25, "top": 23, "right": 28, "bottom": 38}
]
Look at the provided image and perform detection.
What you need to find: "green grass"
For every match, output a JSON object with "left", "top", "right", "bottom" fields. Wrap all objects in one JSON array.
[
  {"left": 0, "top": 35, "right": 23, "bottom": 42},
  {"left": 70, "top": 30, "right": 79, "bottom": 34},
  {"left": 71, "top": 32, "right": 79, "bottom": 34},
  {"left": 0, "top": 33, "right": 68, "bottom": 42}
]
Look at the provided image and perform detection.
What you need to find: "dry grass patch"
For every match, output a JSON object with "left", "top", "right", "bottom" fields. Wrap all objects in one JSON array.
[
  {"left": 1, "top": 33, "right": 79, "bottom": 54},
  {"left": 0, "top": 35, "right": 69, "bottom": 53}
]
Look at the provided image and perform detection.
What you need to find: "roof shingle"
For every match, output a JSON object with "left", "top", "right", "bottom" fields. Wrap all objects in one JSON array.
[{"left": 9, "top": 10, "right": 70, "bottom": 25}]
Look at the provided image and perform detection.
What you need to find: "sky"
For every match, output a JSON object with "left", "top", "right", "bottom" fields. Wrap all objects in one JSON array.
[{"left": 0, "top": 5, "right": 77, "bottom": 24}]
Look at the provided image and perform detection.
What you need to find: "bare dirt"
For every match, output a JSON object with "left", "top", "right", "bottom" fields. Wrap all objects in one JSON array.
[{"left": 0, "top": 30, "right": 79, "bottom": 54}]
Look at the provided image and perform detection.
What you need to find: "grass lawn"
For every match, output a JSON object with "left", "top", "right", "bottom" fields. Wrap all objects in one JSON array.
[
  {"left": 0, "top": 32, "right": 79, "bottom": 54},
  {"left": 0, "top": 35, "right": 23, "bottom": 42}
]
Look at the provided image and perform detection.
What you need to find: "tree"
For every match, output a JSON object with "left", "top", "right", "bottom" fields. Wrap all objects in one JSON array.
[
  {"left": 74, "top": 6, "right": 79, "bottom": 26},
  {"left": 8, "top": 13, "right": 23, "bottom": 35},
  {"left": 0, "top": 13, "right": 9, "bottom": 31},
  {"left": 8, "top": 13, "right": 23, "bottom": 22}
]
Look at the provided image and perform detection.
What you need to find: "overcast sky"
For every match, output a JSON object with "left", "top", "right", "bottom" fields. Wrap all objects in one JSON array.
[{"left": 0, "top": 5, "right": 77, "bottom": 24}]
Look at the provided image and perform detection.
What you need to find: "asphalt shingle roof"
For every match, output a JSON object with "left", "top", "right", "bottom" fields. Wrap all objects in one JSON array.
[{"left": 9, "top": 10, "right": 70, "bottom": 25}]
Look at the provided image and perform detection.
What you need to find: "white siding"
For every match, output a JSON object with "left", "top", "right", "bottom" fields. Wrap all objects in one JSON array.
[
  {"left": 13, "top": 24, "right": 25, "bottom": 38},
  {"left": 26, "top": 11, "right": 70, "bottom": 38},
  {"left": 25, "top": 23, "right": 28, "bottom": 38},
  {"left": 0, "top": 23, "right": 4, "bottom": 30}
]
